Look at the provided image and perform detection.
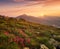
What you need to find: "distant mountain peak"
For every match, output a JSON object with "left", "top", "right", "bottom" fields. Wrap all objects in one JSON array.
[{"left": 20, "top": 14, "right": 28, "bottom": 16}]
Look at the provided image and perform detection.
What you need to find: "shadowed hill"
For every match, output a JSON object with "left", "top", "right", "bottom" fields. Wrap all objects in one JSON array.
[{"left": 17, "top": 14, "right": 60, "bottom": 28}]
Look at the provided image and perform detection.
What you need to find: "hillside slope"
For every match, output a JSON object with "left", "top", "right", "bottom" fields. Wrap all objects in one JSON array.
[{"left": 0, "top": 15, "right": 60, "bottom": 49}]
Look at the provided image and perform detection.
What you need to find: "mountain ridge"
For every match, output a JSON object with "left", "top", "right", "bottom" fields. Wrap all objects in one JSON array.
[{"left": 16, "top": 14, "right": 60, "bottom": 28}]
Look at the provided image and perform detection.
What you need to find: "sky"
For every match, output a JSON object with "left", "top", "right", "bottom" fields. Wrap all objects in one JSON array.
[{"left": 0, "top": 0, "right": 60, "bottom": 17}]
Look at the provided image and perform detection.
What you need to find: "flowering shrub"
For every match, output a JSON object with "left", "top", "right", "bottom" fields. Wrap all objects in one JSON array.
[{"left": 13, "top": 36, "right": 25, "bottom": 47}]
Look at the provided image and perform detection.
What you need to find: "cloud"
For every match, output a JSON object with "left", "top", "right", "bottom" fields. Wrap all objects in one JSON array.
[
  {"left": 13, "top": 0, "right": 47, "bottom": 1},
  {"left": 13, "top": 0, "right": 24, "bottom": 2},
  {"left": 13, "top": 0, "right": 41, "bottom": 1},
  {"left": 0, "top": 0, "right": 60, "bottom": 3},
  {"left": 0, "top": 0, "right": 60, "bottom": 2},
  {"left": 0, "top": 0, "right": 60, "bottom": 6}
]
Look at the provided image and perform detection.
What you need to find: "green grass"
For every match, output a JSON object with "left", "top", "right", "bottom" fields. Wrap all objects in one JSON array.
[{"left": 0, "top": 15, "right": 60, "bottom": 49}]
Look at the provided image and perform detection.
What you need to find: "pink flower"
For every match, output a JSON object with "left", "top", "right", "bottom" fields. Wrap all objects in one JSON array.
[
  {"left": 27, "top": 38, "right": 30, "bottom": 43},
  {"left": 4, "top": 32, "right": 9, "bottom": 35}
]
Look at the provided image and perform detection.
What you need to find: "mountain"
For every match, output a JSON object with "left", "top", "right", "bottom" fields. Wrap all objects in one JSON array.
[{"left": 17, "top": 14, "right": 60, "bottom": 28}]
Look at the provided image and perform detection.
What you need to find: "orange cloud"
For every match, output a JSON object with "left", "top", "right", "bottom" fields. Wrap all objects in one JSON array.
[{"left": 0, "top": 0, "right": 60, "bottom": 17}]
